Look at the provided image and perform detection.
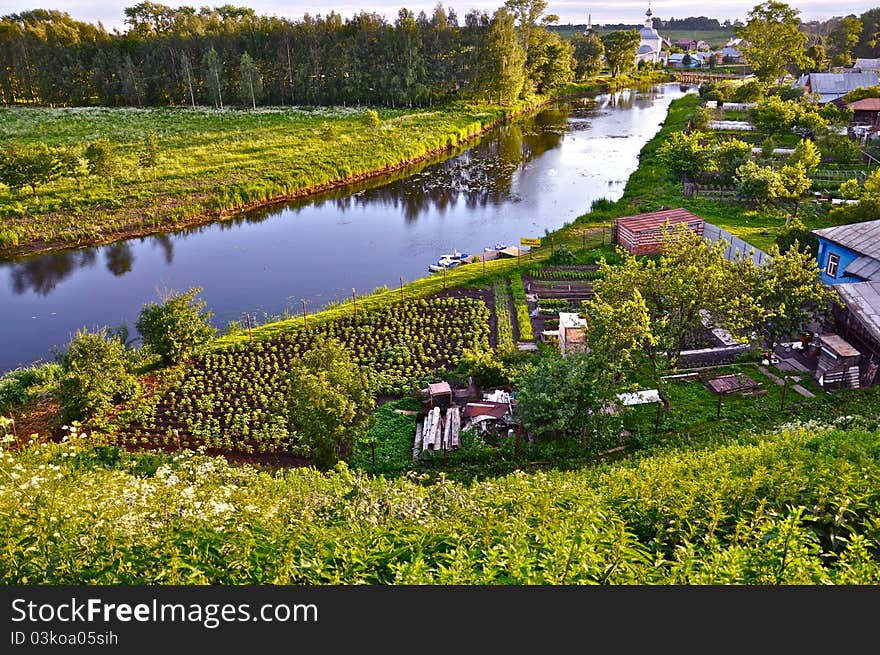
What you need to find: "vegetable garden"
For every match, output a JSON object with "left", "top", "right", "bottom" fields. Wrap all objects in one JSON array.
[{"left": 118, "top": 296, "right": 489, "bottom": 454}]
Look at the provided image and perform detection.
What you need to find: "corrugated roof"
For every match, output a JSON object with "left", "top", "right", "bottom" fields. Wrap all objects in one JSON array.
[
  {"left": 848, "top": 98, "right": 880, "bottom": 111},
  {"left": 813, "top": 219, "right": 880, "bottom": 260},
  {"left": 802, "top": 72, "right": 879, "bottom": 96},
  {"left": 819, "top": 333, "right": 861, "bottom": 357},
  {"left": 462, "top": 402, "right": 508, "bottom": 419},
  {"left": 845, "top": 255, "right": 880, "bottom": 281},
  {"left": 854, "top": 58, "right": 880, "bottom": 70},
  {"left": 614, "top": 208, "right": 704, "bottom": 233},
  {"left": 836, "top": 281, "right": 880, "bottom": 345}
]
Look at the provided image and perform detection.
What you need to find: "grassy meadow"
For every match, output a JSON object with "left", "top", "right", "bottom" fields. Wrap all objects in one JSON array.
[{"left": 0, "top": 103, "right": 523, "bottom": 254}]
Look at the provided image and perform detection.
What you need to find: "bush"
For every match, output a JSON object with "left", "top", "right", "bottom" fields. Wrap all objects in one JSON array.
[
  {"left": 732, "top": 80, "right": 765, "bottom": 103},
  {"left": 547, "top": 244, "right": 577, "bottom": 265},
  {"left": 56, "top": 328, "right": 138, "bottom": 422},
  {"left": 136, "top": 287, "right": 216, "bottom": 365},
  {"left": 363, "top": 109, "right": 380, "bottom": 127}
]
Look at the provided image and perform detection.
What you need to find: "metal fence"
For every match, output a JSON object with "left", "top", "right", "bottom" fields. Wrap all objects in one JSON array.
[{"left": 703, "top": 222, "right": 771, "bottom": 266}]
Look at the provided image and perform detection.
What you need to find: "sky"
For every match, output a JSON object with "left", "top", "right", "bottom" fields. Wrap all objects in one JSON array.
[{"left": 2, "top": 0, "right": 875, "bottom": 31}]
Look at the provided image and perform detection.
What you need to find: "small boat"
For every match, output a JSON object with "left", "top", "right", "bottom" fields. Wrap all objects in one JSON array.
[
  {"left": 428, "top": 260, "right": 462, "bottom": 273},
  {"left": 484, "top": 243, "right": 507, "bottom": 252}
]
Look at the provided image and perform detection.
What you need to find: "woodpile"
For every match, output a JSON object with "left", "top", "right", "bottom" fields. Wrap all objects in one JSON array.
[{"left": 413, "top": 405, "right": 461, "bottom": 459}]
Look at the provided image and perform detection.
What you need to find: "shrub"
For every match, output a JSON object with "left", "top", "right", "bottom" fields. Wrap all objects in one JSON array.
[
  {"left": 56, "top": 328, "right": 138, "bottom": 422},
  {"left": 136, "top": 287, "right": 216, "bottom": 365},
  {"left": 363, "top": 109, "right": 380, "bottom": 127}
]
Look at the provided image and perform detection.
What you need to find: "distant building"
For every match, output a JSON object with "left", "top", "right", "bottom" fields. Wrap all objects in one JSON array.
[
  {"left": 847, "top": 97, "right": 880, "bottom": 129},
  {"left": 696, "top": 40, "right": 711, "bottom": 51},
  {"left": 613, "top": 208, "right": 705, "bottom": 256},
  {"left": 636, "top": 3, "right": 668, "bottom": 66},
  {"left": 558, "top": 313, "right": 587, "bottom": 356},
  {"left": 721, "top": 47, "right": 745, "bottom": 64},
  {"left": 793, "top": 72, "right": 880, "bottom": 105},
  {"left": 674, "top": 39, "right": 698, "bottom": 51},
  {"left": 813, "top": 220, "right": 880, "bottom": 285},
  {"left": 853, "top": 58, "right": 880, "bottom": 73}
]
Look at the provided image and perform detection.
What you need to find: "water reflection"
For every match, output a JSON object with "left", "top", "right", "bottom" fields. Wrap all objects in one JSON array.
[
  {"left": 7, "top": 250, "right": 97, "bottom": 296},
  {"left": 1, "top": 103, "right": 569, "bottom": 293}
]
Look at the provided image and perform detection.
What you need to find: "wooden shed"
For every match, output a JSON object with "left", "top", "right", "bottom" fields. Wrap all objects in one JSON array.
[
  {"left": 613, "top": 209, "right": 705, "bottom": 256},
  {"left": 815, "top": 333, "right": 862, "bottom": 390},
  {"left": 427, "top": 382, "right": 453, "bottom": 410}
]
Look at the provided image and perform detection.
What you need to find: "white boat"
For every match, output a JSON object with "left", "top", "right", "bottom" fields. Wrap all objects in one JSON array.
[
  {"left": 484, "top": 243, "right": 507, "bottom": 252},
  {"left": 428, "top": 260, "right": 462, "bottom": 273}
]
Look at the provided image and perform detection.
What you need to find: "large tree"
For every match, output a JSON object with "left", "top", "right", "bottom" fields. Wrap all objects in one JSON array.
[
  {"left": 601, "top": 30, "right": 640, "bottom": 77},
  {"left": 202, "top": 47, "right": 224, "bottom": 109},
  {"left": 570, "top": 31, "right": 604, "bottom": 79},
  {"left": 737, "top": 1, "right": 807, "bottom": 83},
  {"left": 828, "top": 16, "right": 863, "bottom": 67},
  {"left": 732, "top": 245, "right": 836, "bottom": 351},
  {"left": 287, "top": 339, "right": 375, "bottom": 469},
  {"left": 238, "top": 51, "right": 263, "bottom": 109},
  {"left": 474, "top": 7, "right": 526, "bottom": 103}
]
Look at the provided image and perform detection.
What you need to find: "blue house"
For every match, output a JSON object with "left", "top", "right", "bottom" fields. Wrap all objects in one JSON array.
[{"left": 813, "top": 220, "right": 880, "bottom": 286}]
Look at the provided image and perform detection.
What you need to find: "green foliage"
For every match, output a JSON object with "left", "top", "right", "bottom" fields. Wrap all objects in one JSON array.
[
  {"left": 56, "top": 328, "right": 138, "bottom": 423},
  {"left": 732, "top": 79, "right": 766, "bottom": 103},
  {"left": 515, "top": 351, "right": 621, "bottom": 452},
  {"left": 459, "top": 347, "right": 513, "bottom": 388},
  {"left": 656, "top": 130, "right": 711, "bottom": 180},
  {"left": 135, "top": 287, "right": 216, "bottom": 366},
  {"left": 775, "top": 218, "right": 819, "bottom": 255},
  {"left": 476, "top": 8, "right": 527, "bottom": 103},
  {"left": 0, "top": 142, "right": 60, "bottom": 197},
  {"left": 789, "top": 139, "right": 820, "bottom": 175},
  {"left": 827, "top": 16, "right": 863, "bottom": 67},
  {"left": 601, "top": 30, "right": 640, "bottom": 77},
  {"left": 546, "top": 243, "right": 577, "bottom": 265},
  {"left": 238, "top": 51, "right": 263, "bottom": 109},
  {"left": 363, "top": 109, "right": 380, "bottom": 127},
  {"left": 138, "top": 132, "right": 160, "bottom": 181},
  {"left": 123, "top": 297, "right": 490, "bottom": 454},
  {"left": 570, "top": 31, "right": 604, "bottom": 80},
  {"left": 494, "top": 281, "right": 516, "bottom": 352},
  {"left": 737, "top": 1, "right": 807, "bottom": 83},
  {"left": 286, "top": 338, "right": 375, "bottom": 469},
  {"left": 509, "top": 274, "right": 534, "bottom": 341},
  {"left": 750, "top": 95, "right": 797, "bottom": 136},
  {"left": 736, "top": 160, "right": 784, "bottom": 206},
  {"left": 84, "top": 138, "right": 121, "bottom": 190},
  {"left": 713, "top": 138, "right": 753, "bottom": 182},
  {"left": 819, "top": 132, "right": 862, "bottom": 164},
  {"left": 839, "top": 178, "right": 862, "bottom": 200}
]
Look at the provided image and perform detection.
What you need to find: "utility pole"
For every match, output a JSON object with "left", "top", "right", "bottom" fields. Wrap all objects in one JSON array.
[
  {"left": 352, "top": 288, "right": 357, "bottom": 317},
  {"left": 301, "top": 299, "right": 307, "bottom": 329},
  {"left": 399, "top": 276, "right": 404, "bottom": 302}
]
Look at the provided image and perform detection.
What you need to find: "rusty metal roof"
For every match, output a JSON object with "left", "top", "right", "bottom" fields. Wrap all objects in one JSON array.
[
  {"left": 428, "top": 381, "right": 452, "bottom": 396},
  {"left": 813, "top": 220, "right": 880, "bottom": 261},
  {"left": 614, "top": 208, "right": 704, "bottom": 233},
  {"left": 818, "top": 333, "right": 861, "bottom": 357},
  {"left": 462, "top": 402, "right": 508, "bottom": 419},
  {"left": 706, "top": 374, "right": 760, "bottom": 394},
  {"left": 848, "top": 98, "right": 880, "bottom": 111},
  {"left": 836, "top": 281, "right": 880, "bottom": 345}
]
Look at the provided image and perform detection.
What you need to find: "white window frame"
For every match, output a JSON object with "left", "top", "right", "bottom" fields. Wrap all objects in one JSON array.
[{"left": 826, "top": 252, "right": 840, "bottom": 278}]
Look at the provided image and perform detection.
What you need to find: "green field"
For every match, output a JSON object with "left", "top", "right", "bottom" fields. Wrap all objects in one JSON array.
[{"left": 0, "top": 102, "right": 534, "bottom": 254}]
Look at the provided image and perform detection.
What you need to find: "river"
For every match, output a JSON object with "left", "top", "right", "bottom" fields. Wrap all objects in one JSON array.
[{"left": 0, "top": 83, "right": 692, "bottom": 372}]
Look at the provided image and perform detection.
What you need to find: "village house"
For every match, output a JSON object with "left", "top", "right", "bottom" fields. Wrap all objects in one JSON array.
[
  {"left": 674, "top": 39, "right": 697, "bottom": 51},
  {"left": 813, "top": 220, "right": 880, "bottom": 286},
  {"left": 793, "top": 72, "right": 880, "bottom": 105},
  {"left": 612, "top": 208, "right": 705, "bottom": 256},
  {"left": 847, "top": 98, "right": 880, "bottom": 130},
  {"left": 853, "top": 58, "right": 880, "bottom": 74}
]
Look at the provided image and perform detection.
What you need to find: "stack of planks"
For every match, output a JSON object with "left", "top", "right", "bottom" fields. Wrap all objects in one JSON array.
[{"left": 412, "top": 406, "right": 461, "bottom": 459}]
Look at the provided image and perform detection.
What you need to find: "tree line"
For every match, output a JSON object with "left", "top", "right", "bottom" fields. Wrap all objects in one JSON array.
[{"left": 0, "top": 1, "right": 603, "bottom": 108}]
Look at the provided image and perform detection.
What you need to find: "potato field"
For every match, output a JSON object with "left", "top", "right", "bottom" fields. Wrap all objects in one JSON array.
[{"left": 118, "top": 297, "right": 489, "bottom": 454}]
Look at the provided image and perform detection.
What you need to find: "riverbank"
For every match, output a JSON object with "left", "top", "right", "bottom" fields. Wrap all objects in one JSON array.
[{"left": 0, "top": 72, "right": 672, "bottom": 259}]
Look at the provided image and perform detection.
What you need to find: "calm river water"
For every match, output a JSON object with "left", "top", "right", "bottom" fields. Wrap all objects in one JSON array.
[{"left": 0, "top": 83, "right": 693, "bottom": 372}]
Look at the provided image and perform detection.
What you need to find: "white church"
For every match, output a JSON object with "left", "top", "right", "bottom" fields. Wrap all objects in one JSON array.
[{"left": 636, "top": 3, "right": 668, "bottom": 66}]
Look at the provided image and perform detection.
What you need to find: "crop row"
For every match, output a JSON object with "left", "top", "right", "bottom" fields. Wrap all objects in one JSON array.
[
  {"left": 493, "top": 282, "right": 515, "bottom": 352},
  {"left": 122, "top": 297, "right": 490, "bottom": 453}
]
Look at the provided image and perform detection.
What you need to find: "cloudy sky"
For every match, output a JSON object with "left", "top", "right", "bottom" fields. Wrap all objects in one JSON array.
[{"left": 5, "top": 1, "right": 873, "bottom": 30}]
